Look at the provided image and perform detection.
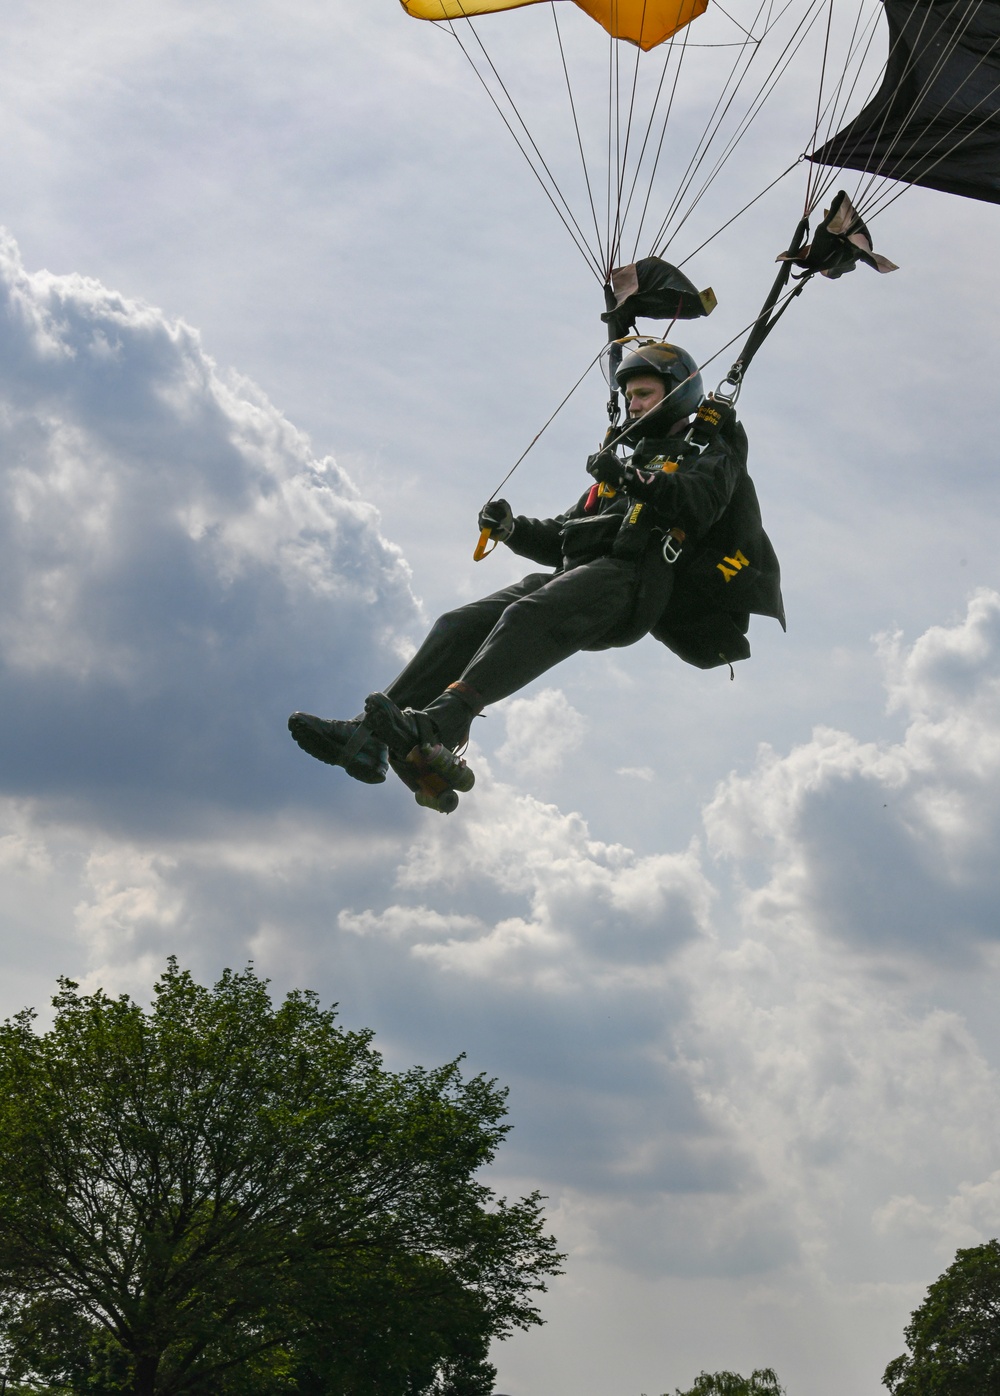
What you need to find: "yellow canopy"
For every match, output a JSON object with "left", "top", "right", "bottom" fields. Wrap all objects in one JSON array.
[{"left": 399, "top": 0, "right": 709, "bottom": 51}]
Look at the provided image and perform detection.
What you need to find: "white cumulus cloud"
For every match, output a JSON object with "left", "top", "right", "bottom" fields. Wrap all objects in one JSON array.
[{"left": 0, "top": 230, "right": 417, "bottom": 829}]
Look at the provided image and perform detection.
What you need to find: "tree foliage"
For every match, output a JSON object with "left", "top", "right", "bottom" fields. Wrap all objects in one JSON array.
[
  {"left": 670, "top": 1369, "right": 785, "bottom": 1396},
  {"left": 883, "top": 1239, "right": 1000, "bottom": 1396},
  {"left": 0, "top": 960, "right": 562, "bottom": 1396}
]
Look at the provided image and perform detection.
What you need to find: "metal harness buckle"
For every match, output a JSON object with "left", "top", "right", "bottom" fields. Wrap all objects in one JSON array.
[{"left": 662, "top": 529, "right": 684, "bottom": 565}]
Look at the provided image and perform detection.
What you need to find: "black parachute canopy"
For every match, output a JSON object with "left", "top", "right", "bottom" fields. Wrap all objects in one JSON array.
[
  {"left": 601, "top": 257, "right": 717, "bottom": 340},
  {"left": 810, "top": 0, "right": 1000, "bottom": 204}
]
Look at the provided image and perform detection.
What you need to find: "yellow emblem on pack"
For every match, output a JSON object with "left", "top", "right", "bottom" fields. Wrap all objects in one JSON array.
[
  {"left": 628, "top": 502, "right": 644, "bottom": 525},
  {"left": 716, "top": 549, "right": 749, "bottom": 581}
]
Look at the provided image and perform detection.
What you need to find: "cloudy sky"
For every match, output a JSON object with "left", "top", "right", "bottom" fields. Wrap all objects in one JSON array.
[{"left": 3, "top": 1, "right": 1000, "bottom": 1392}]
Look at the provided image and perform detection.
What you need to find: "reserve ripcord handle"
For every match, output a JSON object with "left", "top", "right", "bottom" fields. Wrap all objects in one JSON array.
[{"left": 473, "top": 527, "right": 496, "bottom": 561}]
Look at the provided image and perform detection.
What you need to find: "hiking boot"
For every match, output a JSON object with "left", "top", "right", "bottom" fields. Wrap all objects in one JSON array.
[
  {"left": 287, "top": 712, "right": 388, "bottom": 785},
  {"left": 364, "top": 692, "right": 475, "bottom": 795}
]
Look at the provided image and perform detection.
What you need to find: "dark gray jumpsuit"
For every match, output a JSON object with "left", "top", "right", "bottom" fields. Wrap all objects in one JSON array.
[{"left": 384, "top": 414, "right": 783, "bottom": 714}]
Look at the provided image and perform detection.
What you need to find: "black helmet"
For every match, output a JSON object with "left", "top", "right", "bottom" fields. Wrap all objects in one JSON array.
[{"left": 615, "top": 342, "right": 703, "bottom": 425}]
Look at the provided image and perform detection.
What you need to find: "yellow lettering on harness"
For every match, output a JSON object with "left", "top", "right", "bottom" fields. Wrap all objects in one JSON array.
[
  {"left": 628, "top": 502, "right": 644, "bottom": 525},
  {"left": 716, "top": 549, "right": 750, "bottom": 582}
]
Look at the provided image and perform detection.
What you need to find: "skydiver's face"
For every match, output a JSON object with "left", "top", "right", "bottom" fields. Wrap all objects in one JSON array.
[{"left": 624, "top": 374, "right": 666, "bottom": 418}]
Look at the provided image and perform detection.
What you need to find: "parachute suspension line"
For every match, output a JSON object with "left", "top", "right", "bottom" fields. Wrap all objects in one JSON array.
[
  {"left": 699, "top": 282, "right": 810, "bottom": 380},
  {"left": 806, "top": 3, "right": 906, "bottom": 213},
  {"left": 609, "top": 0, "right": 652, "bottom": 270},
  {"left": 608, "top": 3, "right": 621, "bottom": 272},
  {"left": 856, "top": 0, "right": 1000, "bottom": 218},
  {"left": 652, "top": 0, "right": 828, "bottom": 255},
  {"left": 849, "top": 0, "right": 982, "bottom": 211},
  {"left": 661, "top": 1, "right": 824, "bottom": 250},
  {"left": 443, "top": 16, "right": 606, "bottom": 281},
  {"left": 819, "top": 0, "right": 952, "bottom": 210},
  {"left": 606, "top": 19, "right": 616, "bottom": 272},
  {"left": 814, "top": 0, "right": 989, "bottom": 220},
  {"left": 805, "top": 0, "right": 884, "bottom": 213},
  {"left": 675, "top": 157, "right": 802, "bottom": 268},
  {"left": 629, "top": 27, "right": 694, "bottom": 261},
  {"left": 481, "top": 347, "right": 607, "bottom": 504},
  {"left": 646, "top": 0, "right": 774, "bottom": 251},
  {"left": 620, "top": 40, "right": 684, "bottom": 260},
  {"left": 632, "top": 0, "right": 805, "bottom": 263},
  {"left": 859, "top": 0, "right": 985, "bottom": 205},
  {"left": 663, "top": 10, "right": 824, "bottom": 251},
  {"left": 802, "top": 0, "right": 837, "bottom": 214},
  {"left": 648, "top": 0, "right": 827, "bottom": 254},
  {"left": 864, "top": 75, "right": 1000, "bottom": 220},
  {"left": 712, "top": 0, "right": 768, "bottom": 44},
  {"left": 551, "top": 4, "right": 606, "bottom": 269}
]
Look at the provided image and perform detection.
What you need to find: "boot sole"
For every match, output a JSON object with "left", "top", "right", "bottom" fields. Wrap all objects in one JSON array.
[{"left": 287, "top": 713, "right": 387, "bottom": 785}]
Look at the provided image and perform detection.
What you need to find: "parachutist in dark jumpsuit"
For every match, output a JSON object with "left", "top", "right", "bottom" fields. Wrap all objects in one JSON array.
[{"left": 289, "top": 343, "right": 784, "bottom": 811}]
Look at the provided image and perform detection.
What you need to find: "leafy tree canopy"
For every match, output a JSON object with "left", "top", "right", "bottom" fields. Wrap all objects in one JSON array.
[
  {"left": 0, "top": 959, "right": 562, "bottom": 1396},
  {"left": 883, "top": 1239, "right": 1000, "bottom": 1396},
  {"left": 669, "top": 1369, "right": 785, "bottom": 1396}
]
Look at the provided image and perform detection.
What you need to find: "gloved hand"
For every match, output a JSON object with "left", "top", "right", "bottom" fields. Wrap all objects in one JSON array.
[
  {"left": 478, "top": 498, "right": 515, "bottom": 543},
  {"left": 619, "top": 461, "right": 663, "bottom": 502},
  {"left": 586, "top": 448, "right": 624, "bottom": 487}
]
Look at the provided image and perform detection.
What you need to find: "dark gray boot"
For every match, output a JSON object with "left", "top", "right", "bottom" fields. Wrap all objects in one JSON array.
[{"left": 287, "top": 713, "right": 388, "bottom": 784}]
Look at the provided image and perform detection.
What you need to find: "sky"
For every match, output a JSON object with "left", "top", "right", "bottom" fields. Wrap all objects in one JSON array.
[{"left": 2, "top": 1, "right": 1000, "bottom": 1393}]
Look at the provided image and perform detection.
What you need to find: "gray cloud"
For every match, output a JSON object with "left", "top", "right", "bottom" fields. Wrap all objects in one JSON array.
[
  {"left": 706, "top": 589, "right": 1000, "bottom": 961},
  {"left": 3, "top": 4, "right": 1000, "bottom": 1391},
  {"left": 0, "top": 230, "right": 417, "bottom": 832}
]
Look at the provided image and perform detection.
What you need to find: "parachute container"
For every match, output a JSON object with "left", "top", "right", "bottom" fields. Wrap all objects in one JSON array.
[
  {"left": 399, "top": 0, "right": 709, "bottom": 50},
  {"left": 810, "top": 0, "right": 1000, "bottom": 204}
]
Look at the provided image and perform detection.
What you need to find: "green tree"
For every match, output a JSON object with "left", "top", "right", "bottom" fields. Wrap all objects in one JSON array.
[
  {"left": 883, "top": 1239, "right": 1000, "bottom": 1395},
  {"left": 670, "top": 1370, "right": 785, "bottom": 1396},
  {"left": 0, "top": 960, "right": 562, "bottom": 1396}
]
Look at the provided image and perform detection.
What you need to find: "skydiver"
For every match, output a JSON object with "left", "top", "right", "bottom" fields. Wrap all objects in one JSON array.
[{"left": 288, "top": 342, "right": 784, "bottom": 811}]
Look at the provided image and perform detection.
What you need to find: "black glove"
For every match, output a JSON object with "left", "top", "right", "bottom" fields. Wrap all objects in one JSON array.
[
  {"left": 581, "top": 452, "right": 620, "bottom": 491},
  {"left": 586, "top": 448, "right": 624, "bottom": 487},
  {"left": 619, "top": 461, "right": 663, "bottom": 503},
  {"left": 478, "top": 498, "right": 515, "bottom": 543}
]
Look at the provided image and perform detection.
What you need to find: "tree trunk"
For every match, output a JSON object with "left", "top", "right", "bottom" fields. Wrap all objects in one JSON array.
[{"left": 133, "top": 1351, "right": 160, "bottom": 1396}]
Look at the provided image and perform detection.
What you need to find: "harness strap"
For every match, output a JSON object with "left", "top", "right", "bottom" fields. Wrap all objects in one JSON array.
[{"left": 723, "top": 214, "right": 812, "bottom": 395}]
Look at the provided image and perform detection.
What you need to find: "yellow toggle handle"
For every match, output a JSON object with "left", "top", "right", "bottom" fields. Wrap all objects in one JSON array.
[{"left": 473, "top": 526, "right": 497, "bottom": 561}]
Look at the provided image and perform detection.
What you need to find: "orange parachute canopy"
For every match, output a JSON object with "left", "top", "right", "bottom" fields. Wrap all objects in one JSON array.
[{"left": 399, "top": 0, "right": 708, "bottom": 51}]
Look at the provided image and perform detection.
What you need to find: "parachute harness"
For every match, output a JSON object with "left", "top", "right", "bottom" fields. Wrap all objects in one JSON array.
[{"left": 472, "top": 195, "right": 897, "bottom": 559}]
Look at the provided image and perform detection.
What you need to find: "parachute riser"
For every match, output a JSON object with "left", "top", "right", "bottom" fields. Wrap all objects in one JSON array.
[
  {"left": 719, "top": 214, "right": 811, "bottom": 402},
  {"left": 604, "top": 282, "right": 623, "bottom": 429}
]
